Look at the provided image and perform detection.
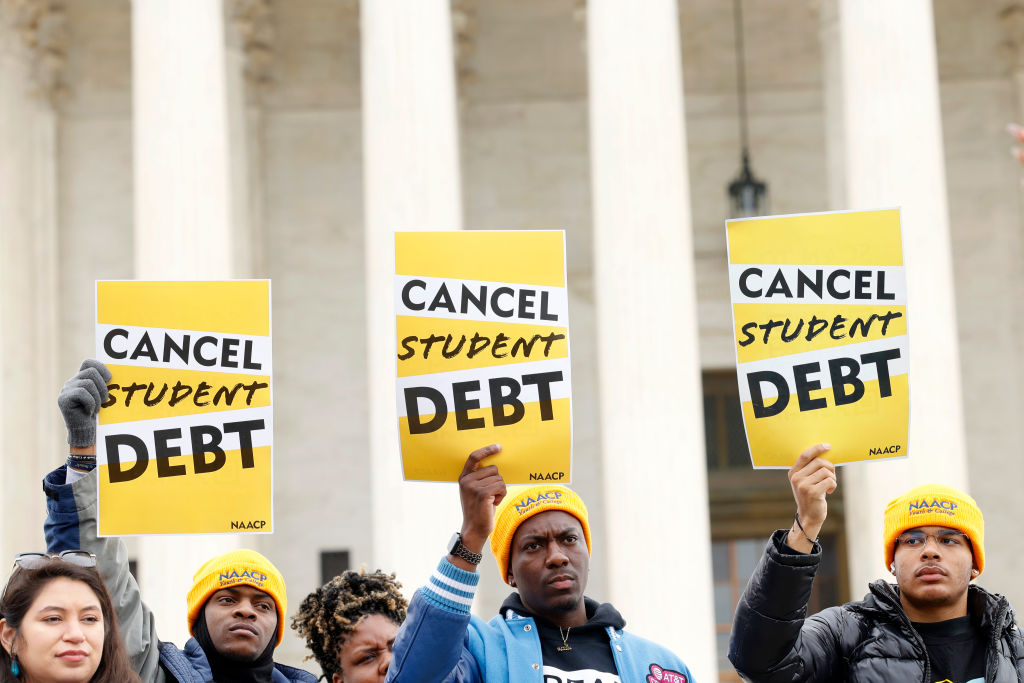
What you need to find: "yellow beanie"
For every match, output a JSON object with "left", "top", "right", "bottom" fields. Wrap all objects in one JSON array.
[
  {"left": 186, "top": 549, "right": 287, "bottom": 646},
  {"left": 490, "top": 485, "right": 591, "bottom": 585},
  {"left": 883, "top": 483, "right": 984, "bottom": 575}
]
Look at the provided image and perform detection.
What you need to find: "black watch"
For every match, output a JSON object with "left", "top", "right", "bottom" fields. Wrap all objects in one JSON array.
[{"left": 447, "top": 532, "right": 482, "bottom": 566}]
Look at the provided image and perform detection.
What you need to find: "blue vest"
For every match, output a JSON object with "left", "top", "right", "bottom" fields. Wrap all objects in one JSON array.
[{"left": 158, "top": 638, "right": 317, "bottom": 683}]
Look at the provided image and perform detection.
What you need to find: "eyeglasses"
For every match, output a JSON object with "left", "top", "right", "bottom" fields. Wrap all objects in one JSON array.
[
  {"left": 1, "top": 550, "right": 97, "bottom": 606},
  {"left": 896, "top": 530, "right": 970, "bottom": 549},
  {"left": 12, "top": 551, "right": 96, "bottom": 570}
]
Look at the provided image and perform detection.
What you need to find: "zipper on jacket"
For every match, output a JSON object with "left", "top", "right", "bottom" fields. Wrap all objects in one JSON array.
[
  {"left": 984, "top": 598, "right": 1009, "bottom": 682},
  {"left": 874, "top": 582, "right": 932, "bottom": 683}
]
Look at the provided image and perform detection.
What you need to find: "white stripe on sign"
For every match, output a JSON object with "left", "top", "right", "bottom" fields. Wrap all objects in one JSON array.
[
  {"left": 96, "top": 324, "right": 273, "bottom": 374},
  {"left": 395, "top": 274, "right": 568, "bottom": 325},
  {"left": 395, "top": 357, "right": 572, "bottom": 418},
  {"left": 737, "top": 335, "right": 909, "bottom": 402},
  {"left": 729, "top": 264, "right": 906, "bottom": 305},
  {"left": 97, "top": 406, "right": 273, "bottom": 465}
]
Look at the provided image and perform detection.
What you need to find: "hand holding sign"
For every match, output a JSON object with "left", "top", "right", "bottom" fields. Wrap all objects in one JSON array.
[
  {"left": 57, "top": 359, "right": 112, "bottom": 449},
  {"left": 454, "top": 444, "right": 506, "bottom": 570},
  {"left": 787, "top": 443, "right": 837, "bottom": 553}
]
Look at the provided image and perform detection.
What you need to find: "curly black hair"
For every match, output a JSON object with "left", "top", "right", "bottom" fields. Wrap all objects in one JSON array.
[{"left": 291, "top": 568, "right": 407, "bottom": 681}]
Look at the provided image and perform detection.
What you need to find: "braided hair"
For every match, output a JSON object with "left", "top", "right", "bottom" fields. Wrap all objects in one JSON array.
[{"left": 291, "top": 568, "right": 407, "bottom": 681}]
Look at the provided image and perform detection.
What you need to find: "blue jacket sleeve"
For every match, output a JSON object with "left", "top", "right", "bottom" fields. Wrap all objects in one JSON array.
[{"left": 385, "top": 557, "right": 483, "bottom": 683}]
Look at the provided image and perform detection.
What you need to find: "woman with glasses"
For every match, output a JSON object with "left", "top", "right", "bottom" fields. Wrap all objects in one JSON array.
[
  {"left": 291, "top": 569, "right": 407, "bottom": 683},
  {"left": 0, "top": 552, "right": 139, "bottom": 683}
]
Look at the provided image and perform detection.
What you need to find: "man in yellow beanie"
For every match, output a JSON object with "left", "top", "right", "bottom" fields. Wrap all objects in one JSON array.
[
  {"left": 728, "top": 443, "right": 1024, "bottom": 683},
  {"left": 386, "top": 444, "right": 695, "bottom": 683},
  {"left": 44, "top": 359, "right": 316, "bottom": 682}
]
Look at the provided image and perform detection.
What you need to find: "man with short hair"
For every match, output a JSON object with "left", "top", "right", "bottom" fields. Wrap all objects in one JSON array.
[
  {"left": 385, "top": 444, "right": 695, "bottom": 683},
  {"left": 729, "top": 443, "right": 1024, "bottom": 682},
  {"left": 46, "top": 359, "right": 316, "bottom": 682}
]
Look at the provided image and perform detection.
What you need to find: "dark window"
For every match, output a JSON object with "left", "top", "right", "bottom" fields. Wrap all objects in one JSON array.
[
  {"left": 704, "top": 372, "right": 753, "bottom": 470},
  {"left": 703, "top": 370, "right": 848, "bottom": 682},
  {"left": 320, "top": 550, "right": 350, "bottom": 584},
  {"left": 712, "top": 537, "right": 842, "bottom": 681}
]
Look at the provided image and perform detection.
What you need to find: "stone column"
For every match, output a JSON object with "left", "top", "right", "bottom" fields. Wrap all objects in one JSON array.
[
  {"left": 360, "top": 0, "right": 465, "bottom": 591},
  {"left": 131, "top": 0, "right": 243, "bottom": 644},
  {"left": 226, "top": 0, "right": 272, "bottom": 278},
  {"left": 1002, "top": 5, "right": 1024, "bottom": 123},
  {"left": 823, "top": 0, "right": 969, "bottom": 595},
  {"left": 988, "top": 2, "right": 1024, "bottom": 610},
  {"left": 586, "top": 1, "right": 717, "bottom": 679},
  {"left": 0, "top": 0, "right": 63, "bottom": 565}
]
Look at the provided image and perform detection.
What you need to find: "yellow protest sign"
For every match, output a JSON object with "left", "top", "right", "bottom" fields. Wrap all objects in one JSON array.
[
  {"left": 726, "top": 209, "right": 909, "bottom": 468},
  {"left": 395, "top": 231, "right": 572, "bottom": 483},
  {"left": 95, "top": 280, "right": 273, "bottom": 535}
]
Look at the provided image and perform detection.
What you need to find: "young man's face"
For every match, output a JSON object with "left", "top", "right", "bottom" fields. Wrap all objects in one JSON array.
[
  {"left": 506, "top": 510, "right": 589, "bottom": 624},
  {"left": 893, "top": 525, "right": 975, "bottom": 619},
  {"left": 204, "top": 585, "right": 278, "bottom": 661}
]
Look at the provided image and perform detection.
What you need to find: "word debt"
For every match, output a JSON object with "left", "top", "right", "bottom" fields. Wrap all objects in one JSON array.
[
  {"left": 747, "top": 348, "right": 901, "bottom": 418},
  {"left": 737, "top": 267, "right": 897, "bottom": 301},
  {"left": 401, "top": 279, "right": 559, "bottom": 321},
  {"left": 102, "top": 328, "right": 263, "bottom": 369},
  {"left": 103, "top": 419, "right": 265, "bottom": 483},
  {"left": 403, "top": 371, "right": 563, "bottom": 434}
]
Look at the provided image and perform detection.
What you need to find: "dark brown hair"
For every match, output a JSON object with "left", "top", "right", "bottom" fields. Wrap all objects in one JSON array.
[
  {"left": 291, "top": 569, "right": 407, "bottom": 681},
  {"left": 0, "top": 560, "right": 140, "bottom": 682}
]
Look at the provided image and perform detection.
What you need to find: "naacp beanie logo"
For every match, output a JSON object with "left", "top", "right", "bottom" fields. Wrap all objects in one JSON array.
[
  {"left": 515, "top": 490, "right": 563, "bottom": 515},
  {"left": 908, "top": 498, "right": 958, "bottom": 517},
  {"left": 218, "top": 568, "right": 268, "bottom": 588}
]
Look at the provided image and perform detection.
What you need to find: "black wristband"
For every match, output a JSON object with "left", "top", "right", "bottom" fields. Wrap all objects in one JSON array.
[{"left": 793, "top": 512, "right": 817, "bottom": 544}]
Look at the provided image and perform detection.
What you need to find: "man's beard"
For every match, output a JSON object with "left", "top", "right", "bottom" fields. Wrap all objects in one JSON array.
[{"left": 549, "top": 595, "right": 581, "bottom": 613}]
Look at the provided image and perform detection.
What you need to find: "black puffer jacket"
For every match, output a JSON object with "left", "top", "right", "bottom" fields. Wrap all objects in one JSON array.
[{"left": 729, "top": 530, "right": 1024, "bottom": 682}]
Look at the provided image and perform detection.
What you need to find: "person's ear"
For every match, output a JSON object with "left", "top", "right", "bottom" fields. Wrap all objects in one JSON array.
[
  {"left": 332, "top": 671, "right": 343, "bottom": 683},
  {"left": 889, "top": 562, "right": 896, "bottom": 575},
  {"left": 0, "top": 619, "right": 15, "bottom": 655},
  {"left": 971, "top": 566, "right": 979, "bottom": 578},
  {"left": 507, "top": 572, "right": 516, "bottom": 587}
]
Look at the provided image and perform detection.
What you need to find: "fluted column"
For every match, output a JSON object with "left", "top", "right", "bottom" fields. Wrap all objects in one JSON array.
[
  {"left": 131, "top": 0, "right": 243, "bottom": 644},
  {"left": 360, "top": 0, "right": 465, "bottom": 591},
  {"left": 823, "top": 0, "right": 969, "bottom": 595},
  {"left": 587, "top": 1, "right": 716, "bottom": 679},
  {"left": 0, "top": 0, "right": 62, "bottom": 567}
]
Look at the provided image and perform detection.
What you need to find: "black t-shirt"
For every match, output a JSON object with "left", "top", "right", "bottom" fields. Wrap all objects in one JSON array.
[
  {"left": 501, "top": 593, "right": 622, "bottom": 683},
  {"left": 913, "top": 616, "right": 986, "bottom": 683}
]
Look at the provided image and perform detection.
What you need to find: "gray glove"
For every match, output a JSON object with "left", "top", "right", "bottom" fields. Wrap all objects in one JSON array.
[{"left": 57, "top": 359, "right": 112, "bottom": 447}]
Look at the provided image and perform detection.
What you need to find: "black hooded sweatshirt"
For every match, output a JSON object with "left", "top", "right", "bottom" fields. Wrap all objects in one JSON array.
[
  {"left": 501, "top": 592, "right": 624, "bottom": 683},
  {"left": 192, "top": 612, "right": 277, "bottom": 683}
]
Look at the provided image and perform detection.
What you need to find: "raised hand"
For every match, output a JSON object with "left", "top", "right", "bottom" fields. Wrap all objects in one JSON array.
[
  {"left": 57, "top": 359, "right": 112, "bottom": 448},
  {"left": 786, "top": 443, "right": 836, "bottom": 553},
  {"left": 456, "top": 444, "right": 506, "bottom": 563}
]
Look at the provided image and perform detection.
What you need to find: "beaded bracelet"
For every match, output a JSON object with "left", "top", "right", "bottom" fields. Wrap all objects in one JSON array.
[{"left": 67, "top": 453, "right": 97, "bottom": 471}]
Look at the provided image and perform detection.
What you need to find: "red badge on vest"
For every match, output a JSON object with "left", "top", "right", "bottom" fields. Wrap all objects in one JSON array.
[{"left": 647, "top": 663, "right": 687, "bottom": 683}]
